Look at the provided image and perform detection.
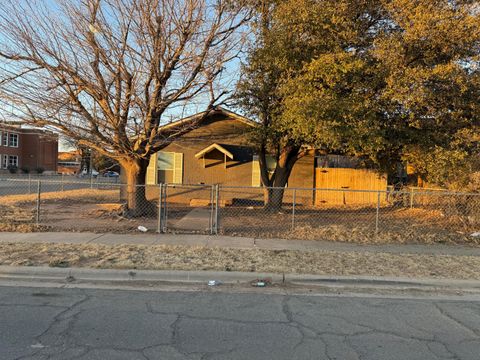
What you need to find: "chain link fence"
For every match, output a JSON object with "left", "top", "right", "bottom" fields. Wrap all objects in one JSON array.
[{"left": 0, "top": 177, "right": 478, "bottom": 243}]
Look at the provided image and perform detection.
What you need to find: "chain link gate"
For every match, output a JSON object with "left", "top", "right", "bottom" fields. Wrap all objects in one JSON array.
[{"left": 157, "top": 183, "right": 219, "bottom": 234}]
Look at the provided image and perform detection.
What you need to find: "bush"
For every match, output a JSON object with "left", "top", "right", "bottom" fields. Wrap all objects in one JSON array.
[
  {"left": 20, "top": 166, "right": 30, "bottom": 174},
  {"left": 35, "top": 167, "right": 45, "bottom": 174},
  {"left": 7, "top": 165, "right": 18, "bottom": 174}
]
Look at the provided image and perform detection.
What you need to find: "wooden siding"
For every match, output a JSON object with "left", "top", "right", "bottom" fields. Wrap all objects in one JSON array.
[{"left": 315, "top": 168, "right": 387, "bottom": 206}]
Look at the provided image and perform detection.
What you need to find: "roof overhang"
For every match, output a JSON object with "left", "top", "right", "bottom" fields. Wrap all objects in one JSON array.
[{"left": 159, "top": 106, "right": 257, "bottom": 132}]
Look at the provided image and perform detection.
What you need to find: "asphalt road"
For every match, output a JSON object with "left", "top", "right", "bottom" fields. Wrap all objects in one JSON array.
[{"left": 1, "top": 286, "right": 480, "bottom": 360}]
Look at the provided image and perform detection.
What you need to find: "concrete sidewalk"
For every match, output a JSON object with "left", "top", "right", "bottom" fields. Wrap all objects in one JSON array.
[{"left": 1, "top": 231, "right": 480, "bottom": 256}]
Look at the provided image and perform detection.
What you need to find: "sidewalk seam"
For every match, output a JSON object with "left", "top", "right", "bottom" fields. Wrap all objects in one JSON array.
[{"left": 86, "top": 233, "right": 106, "bottom": 244}]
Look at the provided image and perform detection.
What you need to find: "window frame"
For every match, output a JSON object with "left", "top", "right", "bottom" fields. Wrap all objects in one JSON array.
[
  {"left": 8, "top": 133, "right": 18, "bottom": 148},
  {"left": 8, "top": 155, "right": 18, "bottom": 168}
]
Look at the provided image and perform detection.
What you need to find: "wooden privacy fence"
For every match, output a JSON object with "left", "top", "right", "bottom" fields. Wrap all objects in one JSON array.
[{"left": 315, "top": 168, "right": 387, "bottom": 206}]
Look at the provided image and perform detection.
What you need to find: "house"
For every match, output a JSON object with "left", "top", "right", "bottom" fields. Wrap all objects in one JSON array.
[
  {"left": 145, "top": 107, "right": 315, "bottom": 187},
  {"left": 143, "top": 107, "right": 387, "bottom": 206},
  {"left": 58, "top": 151, "right": 82, "bottom": 175},
  {"left": 0, "top": 123, "right": 58, "bottom": 174}
]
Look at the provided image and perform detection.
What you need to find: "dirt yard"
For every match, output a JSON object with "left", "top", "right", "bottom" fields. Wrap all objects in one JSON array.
[
  {"left": 1, "top": 242, "right": 480, "bottom": 279},
  {"left": 0, "top": 188, "right": 478, "bottom": 245}
]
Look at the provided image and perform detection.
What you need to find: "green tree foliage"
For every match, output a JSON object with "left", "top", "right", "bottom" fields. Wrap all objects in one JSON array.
[
  {"left": 237, "top": 0, "right": 480, "bottom": 202},
  {"left": 371, "top": 0, "right": 480, "bottom": 187}
]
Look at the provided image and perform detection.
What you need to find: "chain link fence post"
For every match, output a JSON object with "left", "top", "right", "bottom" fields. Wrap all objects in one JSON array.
[
  {"left": 291, "top": 188, "right": 296, "bottom": 231},
  {"left": 61, "top": 173, "right": 65, "bottom": 192},
  {"left": 214, "top": 184, "right": 220, "bottom": 234},
  {"left": 210, "top": 184, "right": 215, "bottom": 234},
  {"left": 410, "top": 187, "right": 414, "bottom": 209},
  {"left": 35, "top": 180, "right": 41, "bottom": 225},
  {"left": 163, "top": 184, "right": 168, "bottom": 233},
  {"left": 157, "top": 183, "right": 163, "bottom": 233},
  {"left": 375, "top": 190, "right": 380, "bottom": 233}
]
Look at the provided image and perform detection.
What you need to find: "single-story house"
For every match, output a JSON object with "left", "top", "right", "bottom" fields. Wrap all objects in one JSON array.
[{"left": 143, "top": 107, "right": 387, "bottom": 206}]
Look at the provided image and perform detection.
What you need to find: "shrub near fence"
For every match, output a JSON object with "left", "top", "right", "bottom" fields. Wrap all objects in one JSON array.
[{"left": 0, "top": 178, "right": 478, "bottom": 244}]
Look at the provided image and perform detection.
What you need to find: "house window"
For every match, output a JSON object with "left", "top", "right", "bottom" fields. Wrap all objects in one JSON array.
[
  {"left": 2, "top": 155, "right": 7, "bottom": 169},
  {"left": 252, "top": 155, "right": 277, "bottom": 187},
  {"left": 157, "top": 152, "right": 175, "bottom": 170},
  {"left": 148, "top": 151, "right": 183, "bottom": 184},
  {"left": 9, "top": 133, "right": 18, "bottom": 147},
  {"left": 8, "top": 155, "right": 18, "bottom": 168},
  {"left": 3, "top": 132, "right": 8, "bottom": 146}
]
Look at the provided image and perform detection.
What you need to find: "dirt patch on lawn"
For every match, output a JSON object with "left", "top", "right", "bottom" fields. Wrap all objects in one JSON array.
[{"left": 1, "top": 242, "right": 480, "bottom": 280}]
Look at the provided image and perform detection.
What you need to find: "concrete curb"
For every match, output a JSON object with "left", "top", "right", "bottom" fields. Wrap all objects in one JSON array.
[{"left": 1, "top": 265, "right": 480, "bottom": 292}]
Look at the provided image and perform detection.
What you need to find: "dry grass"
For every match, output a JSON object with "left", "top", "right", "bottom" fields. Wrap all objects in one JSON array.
[
  {"left": 283, "top": 225, "right": 478, "bottom": 246},
  {"left": 0, "top": 189, "right": 122, "bottom": 233},
  {"left": 0, "top": 189, "right": 119, "bottom": 205},
  {"left": 0, "top": 189, "right": 477, "bottom": 246},
  {"left": 1, "top": 242, "right": 480, "bottom": 280},
  {"left": 0, "top": 224, "right": 49, "bottom": 232},
  {"left": 0, "top": 204, "right": 49, "bottom": 232}
]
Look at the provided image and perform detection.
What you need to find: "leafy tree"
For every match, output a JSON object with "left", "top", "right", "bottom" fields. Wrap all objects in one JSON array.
[
  {"left": 238, "top": 0, "right": 480, "bottom": 210},
  {"left": 371, "top": 0, "right": 480, "bottom": 187},
  {"left": 236, "top": 0, "right": 385, "bottom": 210}
]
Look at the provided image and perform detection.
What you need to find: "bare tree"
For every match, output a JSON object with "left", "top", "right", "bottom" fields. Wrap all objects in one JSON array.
[{"left": 0, "top": 0, "right": 249, "bottom": 214}]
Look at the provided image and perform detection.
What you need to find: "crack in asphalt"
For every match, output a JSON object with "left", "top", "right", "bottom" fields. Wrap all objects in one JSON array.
[
  {"left": 434, "top": 302, "right": 480, "bottom": 338},
  {"left": 3, "top": 289, "right": 480, "bottom": 360},
  {"left": 13, "top": 291, "right": 91, "bottom": 360}
]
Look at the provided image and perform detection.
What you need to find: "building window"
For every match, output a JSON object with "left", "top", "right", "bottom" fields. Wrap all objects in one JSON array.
[
  {"left": 157, "top": 152, "right": 175, "bottom": 170},
  {"left": 3, "top": 132, "right": 7, "bottom": 146},
  {"left": 8, "top": 155, "right": 18, "bottom": 168},
  {"left": 0, "top": 131, "right": 2, "bottom": 146},
  {"left": 8, "top": 133, "right": 18, "bottom": 147},
  {"left": 2, "top": 155, "right": 7, "bottom": 169},
  {"left": 150, "top": 151, "right": 183, "bottom": 184},
  {"left": 252, "top": 155, "right": 277, "bottom": 187}
]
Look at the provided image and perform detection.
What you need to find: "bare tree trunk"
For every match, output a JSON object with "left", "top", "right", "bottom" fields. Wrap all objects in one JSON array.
[{"left": 120, "top": 158, "right": 154, "bottom": 217}]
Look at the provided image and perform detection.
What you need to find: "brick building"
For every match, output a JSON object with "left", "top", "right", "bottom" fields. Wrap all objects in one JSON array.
[{"left": 0, "top": 123, "right": 58, "bottom": 174}]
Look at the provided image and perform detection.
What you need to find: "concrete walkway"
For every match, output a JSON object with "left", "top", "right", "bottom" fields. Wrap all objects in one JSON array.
[{"left": 1, "top": 231, "right": 480, "bottom": 256}]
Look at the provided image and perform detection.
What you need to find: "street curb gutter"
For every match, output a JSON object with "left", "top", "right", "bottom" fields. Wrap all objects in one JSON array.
[{"left": 1, "top": 266, "right": 480, "bottom": 293}]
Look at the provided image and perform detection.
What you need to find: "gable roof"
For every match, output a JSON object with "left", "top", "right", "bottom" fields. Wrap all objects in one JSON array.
[
  {"left": 159, "top": 106, "right": 256, "bottom": 132},
  {"left": 194, "top": 142, "right": 254, "bottom": 160},
  {"left": 195, "top": 143, "right": 234, "bottom": 160}
]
